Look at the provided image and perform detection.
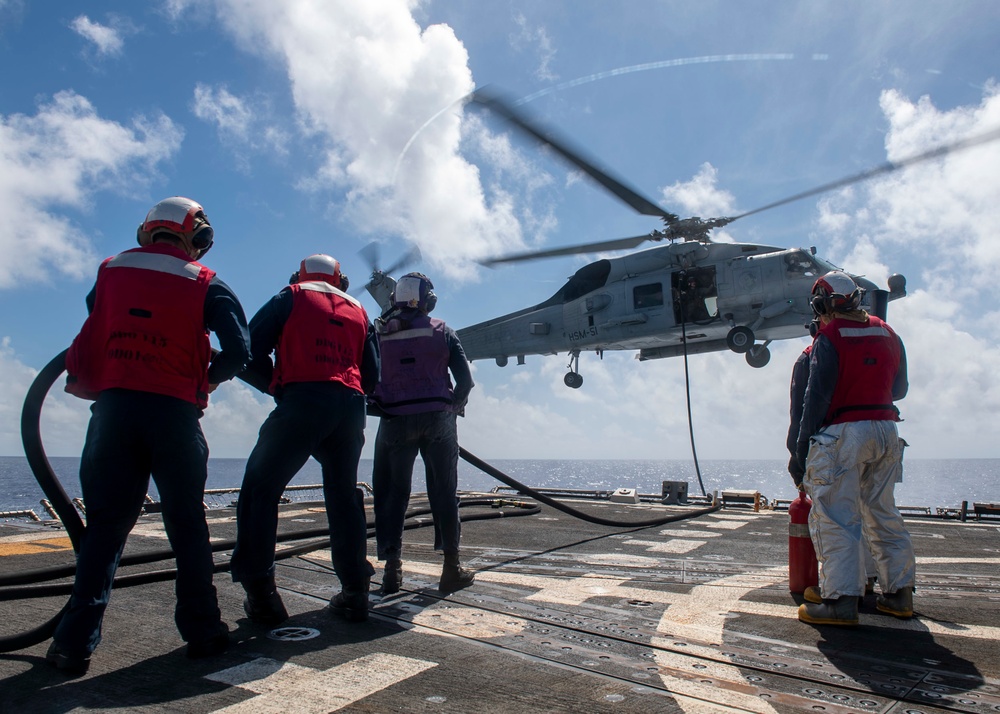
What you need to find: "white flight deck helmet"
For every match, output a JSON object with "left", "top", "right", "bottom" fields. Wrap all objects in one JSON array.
[
  {"left": 292, "top": 254, "right": 347, "bottom": 290},
  {"left": 391, "top": 272, "right": 436, "bottom": 313},
  {"left": 136, "top": 197, "right": 214, "bottom": 258},
  {"left": 810, "top": 271, "right": 863, "bottom": 316}
]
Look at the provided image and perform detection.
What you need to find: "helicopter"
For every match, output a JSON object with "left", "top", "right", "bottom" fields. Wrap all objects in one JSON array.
[{"left": 364, "top": 90, "right": 996, "bottom": 389}]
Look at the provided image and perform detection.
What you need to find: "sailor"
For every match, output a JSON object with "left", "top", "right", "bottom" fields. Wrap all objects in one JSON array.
[
  {"left": 231, "top": 255, "right": 380, "bottom": 624},
  {"left": 787, "top": 320, "right": 878, "bottom": 604},
  {"left": 795, "top": 271, "right": 915, "bottom": 626},
  {"left": 370, "top": 273, "right": 476, "bottom": 594},
  {"left": 51, "top": 197, "right": 250, "bottom": 674}
]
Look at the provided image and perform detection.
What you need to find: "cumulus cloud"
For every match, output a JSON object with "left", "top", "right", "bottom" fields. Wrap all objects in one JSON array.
[
  {"left": 0, "top": 338, "right": 90, "bottom": 457},
  {"left": 70, "top": 15, "right": 125, "bottom": 57},
  {"left": 191, "top": 83, "right": 289, "bottom": 166},
  {"left": 0, "top": 91, "right": 184, "bottom": 287},
  {"left": 205, "top": 0, "right": 527, "bottom": 279}
]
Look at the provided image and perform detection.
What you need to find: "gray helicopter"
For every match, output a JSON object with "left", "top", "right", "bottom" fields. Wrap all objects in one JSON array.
[{"left": 364, "top": 91, "right": 996, "bottom": 389}]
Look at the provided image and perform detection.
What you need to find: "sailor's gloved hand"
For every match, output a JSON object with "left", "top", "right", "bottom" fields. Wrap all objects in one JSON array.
[{"left": 787, "top": 455, "right": 804, "bottom": 487}]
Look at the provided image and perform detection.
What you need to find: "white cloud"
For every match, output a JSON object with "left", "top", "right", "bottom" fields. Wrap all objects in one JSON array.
[
  {"left": 510, "top": 12, "right": 558, "bottom": 83},
  {"left": 70, "top": 15, "right": 125, "bottom": 57},
  {"left": 191, "top": 83, "right": 290, "bottom": 164},
  {"left": 0, "top": 338, "right": 90, "bottom": 457},
  {"left": 0, "top": 91, "right": 184, "bottom": 287},
  {"left": 208, "top": 0, "right": 525, "bottom": 280},
  {"left": 660, "top": 163, "right": 739, "bottom": 219}
]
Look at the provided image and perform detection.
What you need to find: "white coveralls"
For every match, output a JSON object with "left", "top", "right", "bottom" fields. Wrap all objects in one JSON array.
[{"left": 804, "top": 420, "right": 915, "bottom": 599}]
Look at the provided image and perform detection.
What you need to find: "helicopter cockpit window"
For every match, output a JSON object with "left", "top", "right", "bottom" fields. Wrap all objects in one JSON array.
[
  {"left": 537, "top": 259, "right": 613, "bottom": 307},
  {"left": 672, "top": 268, "right": 718, "bottom": 324},
  {"left": 633, "top": 283, "right": 664, "bottom": 309},
  {"left": 784, "top": 250, "right": 823, "bottom": 278}
]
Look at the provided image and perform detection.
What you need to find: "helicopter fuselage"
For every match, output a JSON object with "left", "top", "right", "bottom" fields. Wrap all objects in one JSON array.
[{"left": 457, "top": 241, "right": 901, "bottom": 385}]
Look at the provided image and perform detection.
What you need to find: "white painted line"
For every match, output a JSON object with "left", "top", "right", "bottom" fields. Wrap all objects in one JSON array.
[
  {"left": 657, "top": 529, "right": 722, "bottom": 538},
  {"left": 207, "top": 653, "right": 436, "bottom": 713},
  {"left": 703, "top": 521, "right": 749, "bottom": 530},
  {"left": 625, "top": 538, "right": 707, "bottom": 554}
]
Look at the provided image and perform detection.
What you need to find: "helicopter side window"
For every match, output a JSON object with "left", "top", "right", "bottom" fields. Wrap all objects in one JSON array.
[{"left": 633, "top": 283, "right": 663, "bottom": 309}]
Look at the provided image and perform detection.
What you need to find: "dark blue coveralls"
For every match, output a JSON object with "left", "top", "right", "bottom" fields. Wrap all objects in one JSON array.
[
  {"left": 53, "top": 276, "right": 250, "bottom": 656},
  {"left": 229, "top": 288, "right": 380, "bottom": 591}
]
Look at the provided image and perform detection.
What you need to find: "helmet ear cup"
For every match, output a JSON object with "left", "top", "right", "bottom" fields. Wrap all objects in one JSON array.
[
  {"left": 189, "top": 218, "right": 214, "bottom": 256},
  {"left": 137, "top": 224, "right": 152, "bottom": 247},
  {"left": 811, "top": 294, "right": 827, "bottom": 316},
  {"left": 424, "top": 289, "right": 437, "bottom": 314}
]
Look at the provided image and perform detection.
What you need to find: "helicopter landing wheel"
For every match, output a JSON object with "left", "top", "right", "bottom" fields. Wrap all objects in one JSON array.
[
  {"left": 564, "top": 372, "right": 584, "bottom": 389},
  {"left": 726, "top": 326, "right": 755, "bottom": 353},
  {"left": 745, "top": 344, "right": 771, "bottom": 368}
]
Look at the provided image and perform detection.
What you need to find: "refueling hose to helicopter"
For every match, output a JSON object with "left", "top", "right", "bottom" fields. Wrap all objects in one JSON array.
[
  {"left": 2, "top": 348, "right": 718, "bottom": 652},
  {"left": 677, "top": 281, "right": 709, "bottom": 498}
]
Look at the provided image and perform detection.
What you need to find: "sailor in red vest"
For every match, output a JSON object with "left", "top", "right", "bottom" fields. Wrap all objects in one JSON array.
[
  {"left": 370, "top": 273, "right": 475, "bottom": 595},
  {"left": 50, "top": 197, "right": 251, "bottom": 675},
  {"left": 788, "top": 321, "right": 878, "bottom": 604},
  {"left": 795, "top": 271, "right": 915, "bottom": 626},
  {"left": 231, "top": 254, "right": 380, "bottom": 624}
]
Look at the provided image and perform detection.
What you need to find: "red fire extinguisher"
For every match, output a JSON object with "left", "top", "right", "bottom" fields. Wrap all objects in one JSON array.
[{"left": 788, "top": 490, "right": 818, "bottom": 593}]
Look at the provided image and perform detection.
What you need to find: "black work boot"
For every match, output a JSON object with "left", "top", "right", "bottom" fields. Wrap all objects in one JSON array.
[
  {"left": 46, "top": 641, "right": 91, "bottom": 676},
  {"left": 242, "top": 576, "right": 289, "bottom": 626},
  {"left": 382, "top": 559, "right": 403, "bottom": 595},
  {"left": 876, "top": 587, "right": 913, "bottom": 618},
  {"left": 328, "top": 581, "right": 370, "bottom": 622},
  {"left": 797, "top": 596, "right": 860, "bottom": 626},
  {"left": 439, "top": 552, "right": 475, "bottom": 593}
]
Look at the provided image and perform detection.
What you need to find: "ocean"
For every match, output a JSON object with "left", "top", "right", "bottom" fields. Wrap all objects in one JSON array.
[{"left": 2, "top": 455, "right": 998, "bottom": 517}]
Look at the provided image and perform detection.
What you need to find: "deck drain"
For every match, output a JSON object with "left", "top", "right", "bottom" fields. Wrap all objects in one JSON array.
[{"left": 267, "top": 626, "right": 321, "bottom": 642}]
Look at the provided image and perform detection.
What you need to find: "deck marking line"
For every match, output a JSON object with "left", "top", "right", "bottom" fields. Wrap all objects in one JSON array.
[
  {"left": 625, "top": 538, "right": 707, "bottom": 554},
  {"left": 657, "top": 529, "right": 722, "bottom": 538},
  {"left": 0, "top": 537, "right": 73, "bottom": 556},
  {"left": 704, "top": 521, "right": 749, "bottom": 530},
  {"left": 208, "top": 653, "right": 436, "bottom": 713}
]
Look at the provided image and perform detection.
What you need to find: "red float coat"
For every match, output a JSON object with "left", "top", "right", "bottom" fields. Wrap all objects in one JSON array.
[
  {"left": 818, "top": 314, "right": 901, "bottom": 425},
  {"left": 65, "top": 244, "right": 214, "bottom": 407},
  {"left": 270, "top": 281, "right": 369, "bottom": 395}
]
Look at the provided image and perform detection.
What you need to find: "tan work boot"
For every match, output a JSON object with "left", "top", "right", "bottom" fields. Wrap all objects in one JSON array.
[
  {"left": 798, "top": 596, "right": 859, "bottom": 626},
  {"left": 806, "top": 577, "right": 874, "bottom": 605},
  {"left": 876, "top": 587, "right": 913, "bottom": 618}
]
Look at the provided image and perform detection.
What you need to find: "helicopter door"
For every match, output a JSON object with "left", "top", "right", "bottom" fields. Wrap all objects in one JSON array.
[{"left": 671, "top": 267, "right": 719, "bottom": 324}]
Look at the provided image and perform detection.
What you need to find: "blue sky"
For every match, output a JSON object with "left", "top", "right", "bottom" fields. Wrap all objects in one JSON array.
[{"left": 2, "top": 1, "right": 999, "bottom": 465}]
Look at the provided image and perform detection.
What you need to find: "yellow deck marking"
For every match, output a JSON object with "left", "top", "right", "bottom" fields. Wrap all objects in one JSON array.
[{"left": 0, "top": 537, "right": 73, "bottom": 556}]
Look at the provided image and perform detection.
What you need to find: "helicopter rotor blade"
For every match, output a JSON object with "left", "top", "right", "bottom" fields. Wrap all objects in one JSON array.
[
  {"left": 472, "top": 87, "right": 679, "bottom": 222},
  {"left": 731, "top": 125, "right": 1000, "bottom": 222},
  {"left": 479, "top": 233, "right": 656, "bottom": 266},
  {"left": 358, "top": 241, "right": 381, "bottom": 271},
  {"left": 384, "top": 245, "right": 422, "bottom": 276}
]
